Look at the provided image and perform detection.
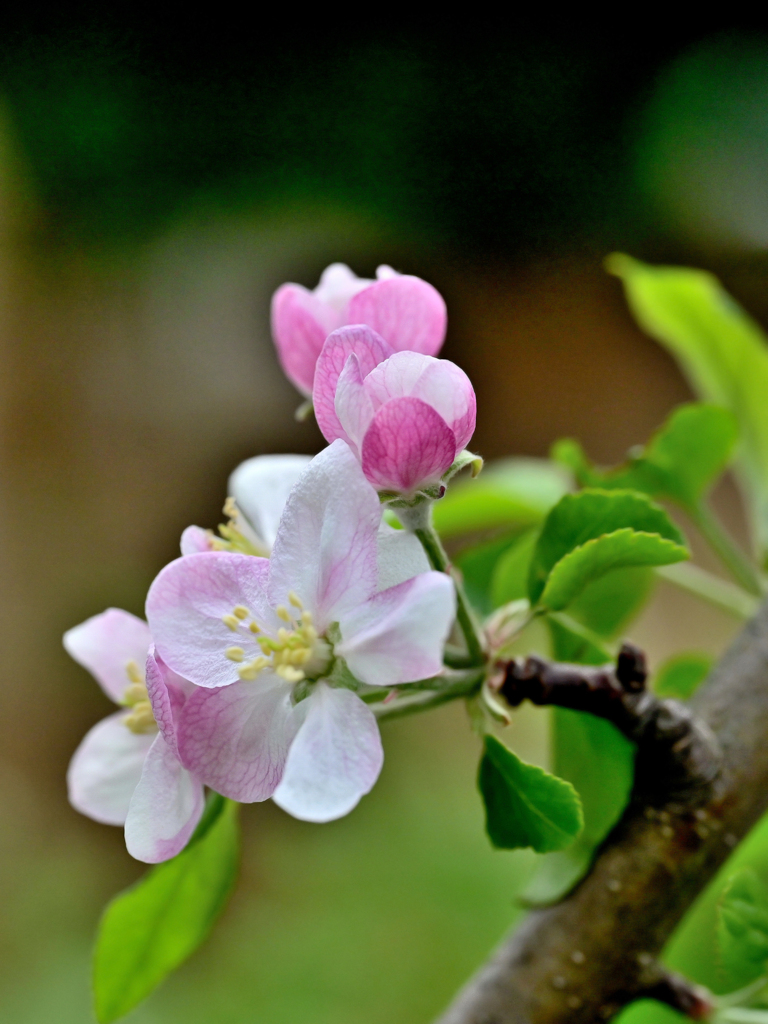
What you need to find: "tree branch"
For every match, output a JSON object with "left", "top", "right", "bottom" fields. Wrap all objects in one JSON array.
[{"left": 435, "top": 601, "right": 768, "bottom": 1024}]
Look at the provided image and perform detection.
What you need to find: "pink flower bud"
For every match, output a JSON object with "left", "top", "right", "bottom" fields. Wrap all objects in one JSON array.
[
  {"left": 271, "top": 263, "right": 447, "bottom": 395},
  {"left": 313, "top": 325, "right": 476, "bottom": 497}
]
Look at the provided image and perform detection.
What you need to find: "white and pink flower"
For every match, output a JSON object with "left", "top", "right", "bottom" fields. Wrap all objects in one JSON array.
[
  {"left": 271, "top": 263, "right": 447, "bottom": 396},
  {"left": 146, "top": 441, "right": 456, "bottom": 822},
  {"left": 312, "top": 325, "right": 476, "bottom": 497},
  {"left": 64, "top": 610, "right": 204, "bottom": 863}
]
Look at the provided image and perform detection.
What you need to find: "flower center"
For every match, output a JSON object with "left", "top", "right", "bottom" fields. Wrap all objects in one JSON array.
[
  {"left": 122, "top": 659, "right": 158, "bottom": 734},
  {"left": 221, "top": 592, "right": 332, "bottom": 685}
]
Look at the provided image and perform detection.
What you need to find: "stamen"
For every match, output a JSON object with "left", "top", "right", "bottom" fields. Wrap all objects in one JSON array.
[
  {"left": 125, "top": 659, "right": 144, "bottom": 684},
  {"left": 124, "top": 700, "right": 157, "bottom": 734},
  {"left": 249, "top": 621, "right": 260, "bottom": 634},
  {"left": 276, "top": 664, "right": 305, "bottom": 683},
  {"left": 276, "top": 605, "right": 291, "bottom": 622},
  {"left": 233, "top": 605, "right": 250, "bottom": 620},
  {"left": 223, "top": 495, "right": 237, "bottom": 518},
  {"left": 288, "top": 591, "right": 303, "bottom": 608},
  {"left": 225, "top": 646, "right": 245, "bottom": 662},
  {"left": 238, "top": 656, "right": 269, "bottom": 680},
  {"left": 222, "top": 614, "right": 240, "bottom": 631},
  {"left": 124, "top": 682, "right": 149, "bottom": 706}
]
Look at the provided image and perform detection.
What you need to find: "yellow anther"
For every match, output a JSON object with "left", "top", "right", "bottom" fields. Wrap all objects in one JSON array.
[
  {"left": 249, "top": 621, "right": 260, "bottom": 634},
  {"left": 124, "top": 682, "right": 149, "bottom": 706},
  {"left": 223, "top": 495, "right": 237, "bottom": 518},
  {"left": 124, "top": 700, "right": 157, "bottom": 734},
  {"left": 304, "top": 624, "right": 318, "bottom": 643},
  {"left": 238, "top": 657, "right": 269, "bottom": 681},
  {"left": 300, "top": 610, "right": 313, "bottom": 626},
  {"left": 277, "top": 627, "right": 291, "bottom": 642},
  {"left": 288, "top": 591, "right": 303, "bottom": 609},
  {"left": 276, "top": 605, "right": 291, "bottom": 622},
  {"left": 233, "top": 606, "right": 250, "bottom": 620},
  {"left": 276, "top": 664, "right": 305, "bottom": 683},
  {"left": 225, "top": 646, "right": 245, "bottom": 662},
  {"left": 125, "top": 659, "right": 144, "bottom": 684},
  {"left": 222, "top": 614, "right": 240, "bottom": 631},
  {"left": 258, "top": 636, "right": 276, "bottom": 653}
]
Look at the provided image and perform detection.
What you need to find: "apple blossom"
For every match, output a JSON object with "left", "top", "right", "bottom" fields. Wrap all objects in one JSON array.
[
  {"left": 271, "top": 263, "right": 447, "bottom": 396},
  {"left": 146, "top": 440, "right": 456, "bottom": 822},
  {"left": 181, "top": 453, "right": 312, "bottom": 556},
  {"left": 312, "top": 324, "right": 477, "bottom": 498},
  {"left": 64, "top": 609, "right": 204, "bottom": 863}
]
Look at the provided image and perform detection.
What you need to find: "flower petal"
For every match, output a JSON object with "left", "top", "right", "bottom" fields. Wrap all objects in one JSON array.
[
  {"left": 364, "top": 351, "right": 476, "bottom": 450},
  {"left": 64, "top": 608, "right": 151, "bottom": 704},
  {"left": 268, "top": 440, "right": 380, "bottom": 629},
  {"left": 313, "top": 263, "right": 372, "bottom": 310},
  {"left": 376, "top": 524, "right": 430, "bottom": 591},
  {"left": 333, "top": 353, "right": 376, "bottom": 454},
  {"left": 146, "top": 552, "right": 275, "bottom": 689},
  {"left": 125, "top": 734, "right": 205, "bottom": 863},
  {"left": 347, "top": 275, "right": 447, "bottom": 356},
  {"left": 272, "top": 683, "right": 383, "bottom": 822},
  {"left": 228, "top": 454, "right": 312, "bottom": 550},
  {"left": 180, "top": 526, "right": 212, "bottom": 556},
  {"left": 361, "top": 397, "right": 457, "bottom": 494},
  {"left": 337, "top": 572, "right": 456, "bottom": 686},
  {"left": 67, "top": 712, "right": 155, "bottom": 825},
  {"left": 271, "top": 284, "right": 339, "bottom": 395},
  {"left": 177, "top": 674, "right": 297, "bottom": 802},
  {"left": 313, "top": 325, "right": 393, "bottom": 446},
  {"left": 145, "top": 647, "right": 194, "bottom": 758}
]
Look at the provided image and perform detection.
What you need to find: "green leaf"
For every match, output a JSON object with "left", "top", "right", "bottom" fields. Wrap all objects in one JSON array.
[
  {"left": 93, "top": 794, "right": 240, "bottom": 1023},
  {"left": 521, "top": 617, "right": 635, "bottom": 905},
  {"left": 653, "top": 652, "right": 713, "bottom": 700},
  {"left": 567, "top": 566, "right": 655, "bottom": 639},
  {"left": 718, "top": 869, "right": 768, "bottom": 987},
  {"left": 528, "top": 489, "right": 686, "bottom": 607},
  {"left": 553, "top": 404, "right": 737, "bottom": 512},
  {"left": 608, "top": 253, "right": 768, "bottom": 554},
  {"left": 478, "top": 735, "right": 583, "bottom": 852},
  {"left": 433, "top": 457, "right": 571, "bottom": 540},
  {"left": 541, "top": 528, "right": 687, "bottom": 612}
]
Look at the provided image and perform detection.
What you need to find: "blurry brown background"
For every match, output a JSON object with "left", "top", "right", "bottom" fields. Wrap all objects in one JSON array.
[{"left": 1, "top": 20, "right": 767, "bottom": 1024}]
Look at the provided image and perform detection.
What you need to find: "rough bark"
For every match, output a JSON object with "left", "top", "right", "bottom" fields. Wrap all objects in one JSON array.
[{"left": 435, "top": 602, "right": 768, "bottom": 1024}]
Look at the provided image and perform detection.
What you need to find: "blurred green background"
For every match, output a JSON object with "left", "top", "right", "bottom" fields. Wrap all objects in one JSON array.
[{"left": 3, "top": 16, "right": 768, "bottom": 1022}]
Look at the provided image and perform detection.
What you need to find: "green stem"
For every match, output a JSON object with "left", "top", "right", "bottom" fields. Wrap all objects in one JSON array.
[
  {"left": 692, "top": 502, "right": 763, "bottom": 596},
  {"left": 656, "top": 562, "right": 759, "bottom": 620},
  {"left": 371, "top": 669, "right": 486, "bottom": 723},
  {"left": 413, "top": 522, "right": 486, "bottom": 666}
]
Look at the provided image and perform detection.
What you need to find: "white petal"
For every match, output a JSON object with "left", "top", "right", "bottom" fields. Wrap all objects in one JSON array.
[
  {"left": 228, "top": 454, "right": 312, "bottom": 550},
  {"left": 67, "top": 712, "right": 155, "bottom": 825},
  {"left": 268, "top": 440, "right": 380, "bottom": 630},
  {"left": 337, "top": 572, "right": 456, "bottom": 686},
  {"left": 376, "top": 524, "right": 430, "bottom": 591},
  {"left": 64, "top": 609, "right": 151, "bottom": 704},
  {"left": 180, "top": 525, "right": 213, "bottom": 555},
  {"left": 313, "top": 263, "right": 372, "bottom": 311},
  {"left": 125, "top": 734, "right": 205, "bottom": 863},
  {"left": 273, "top": 683, "right": 383, "bottom": 822}
]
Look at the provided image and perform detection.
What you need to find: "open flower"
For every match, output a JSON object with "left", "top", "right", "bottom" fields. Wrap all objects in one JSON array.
[
  {"left": 271, "top": 263, "right": 447, "bottom": 396},
  {"left": 312, "top": 325, "right": 476, "bottom": 497},
  {"left": 65, "top": 609, "right": 204, "bottom": 863},
  {"left": 146, "top": 441, "right": 456, "bottom": 822},
  {"left": 181, "top": 453, "right": 312, "bottom": 556}
]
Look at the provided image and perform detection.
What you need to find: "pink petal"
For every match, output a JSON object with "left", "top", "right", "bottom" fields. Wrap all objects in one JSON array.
[
  {"left": 271, "top": 284, "right": 339, "bottom": 396},
  {"left": 67, "top": 712, "right": 155, "bottom": 825},
  {"left": 313, "top": 325, "right": 393, "bottom": 446},
  {"left": 268, "top": 440, "right": 380, "bottom": 629},
  {"left": 64, "top": 608, "right": 152, "bottom": 704},
  {"left": 333, "top": 353, "right": 376, "bottom": 454},
  {"left": 376, "top": 524, "right": 430, "bottom": 591},
  {"left": 177, "top": 675, "right": 298, "bottom": 802},
  {"left": 361, "top": 397, "right": 457, "bottom": 494},
  {"left": 364, "top": 351, "right": 476, "bottom": 450},
  {"left": 146, "top": 552, "right": 275, "bottom": 689},
  {"left": 124, "top": 734, "right": 205, "bottom": 863},
  {"left": 272, "top": 683, "right": 383, "bottom": 822},
  {"left": 180, "top": 526, "right": 212, "bottom": 555},
  {"left": 228, "top": 454, "right": 312, "bottom": 550},
  {"left": 145, "top": 648, "right": 194, "bottom": 758},
  {"left": 337, "top": 572, "right": 455, "bottom": 686},
  {"left": 347, "top": 275, "right": 447, "bottom": 356}
]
